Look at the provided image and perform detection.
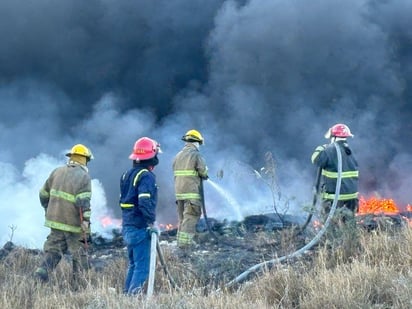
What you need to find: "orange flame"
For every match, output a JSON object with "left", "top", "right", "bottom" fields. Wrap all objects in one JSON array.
[
  {"left": 312, "top": 219, "right": 322, "bottom": 230},
  {"left": 99, "top": 216, "right": 122, "bottom": 228},
  {"left": 158, "top": 223, "right": 176, "bottom": 231},
  {"left": 358, "top": 196, "right": 400, "bottom": 215},
  {"left": 358, "top": 195, "right": 412, "bottom": 227},
  {"left": 97, "top": 216, "right": 176, "bottom": 231}
]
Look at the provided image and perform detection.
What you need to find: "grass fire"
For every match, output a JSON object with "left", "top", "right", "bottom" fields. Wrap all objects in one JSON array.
[{"left": 1, "top": 192, "right": 412, "bottom": 308}]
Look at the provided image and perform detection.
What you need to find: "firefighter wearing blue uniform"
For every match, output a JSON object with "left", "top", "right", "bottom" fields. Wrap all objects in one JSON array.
[
  {"left": 311, "top": 123, "right": 359, "bottom": 222},
  {"left": 120, "top": 137, "right": 161, "bottom": 295}
]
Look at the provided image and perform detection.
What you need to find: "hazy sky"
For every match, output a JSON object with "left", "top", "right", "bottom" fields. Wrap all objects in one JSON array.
[{"left": 1, "top": 0, "right": 411, "bottom": 247}]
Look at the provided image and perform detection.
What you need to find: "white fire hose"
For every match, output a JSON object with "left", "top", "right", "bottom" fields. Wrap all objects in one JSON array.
[
  {"left": 147, "top": 231, "right": 158, "bottom": 298},
  {"left": 152, "top": 143, "right": 344, "bottom": 292},
  {"left": 222, "top": 142, "right": 343, "bottom": 289}
]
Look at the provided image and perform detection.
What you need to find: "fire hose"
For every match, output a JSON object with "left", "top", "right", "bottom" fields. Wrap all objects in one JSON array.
[
  {"left": 150, "top": 178, "right": 220, "bottom": 292},
  {"left": 153, "top": 143, "right": 343, "bottom": 291},
  {"left": 144, "top": 234, "right": 180, "bottom": 294},
  {"left": 200, "top": 179, "right": 220, "bottom": 242},
  {"left": 222, "top": 142, "right": 343, "bottom": 289},
  {"left": 147, "top": 230, "right": 158, "bottom": 298},
  {"left": 147, "top": 179, "right": 214, "bottom": 294},
  {"left": 299, "top": 166, "right": 322, "bottom": 233},
  {"left": 156, "top": 239, "right": 179, "bottom": 289},
  {"left": 142, "top": 230, "right": 181, "bottom": 297}
]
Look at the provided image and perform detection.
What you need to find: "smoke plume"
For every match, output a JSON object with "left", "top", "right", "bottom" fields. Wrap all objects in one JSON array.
[{"left": 1, "top": 0, "right": 411, "bottom": 247}]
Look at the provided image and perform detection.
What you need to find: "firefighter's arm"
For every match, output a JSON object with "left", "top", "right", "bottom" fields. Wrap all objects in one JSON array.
[
  {"left": 39, "top": 181, "right": 51, "bottom": 213},
  {"left": 76, "top": 178, "right": 92, "bottom": 232},
  {"left": 79, "top": 204, "right": 91, "bottom": 234},
  {"left": 76, "top": 191, "right": 91, "bottom": 213},
  {"left": 136, "top": 174, "right": 156, "bottom": 224},
  {"left": 39, "top": 171, "right": 55, "bottom": 210},
  {"left": 197, "top": 155, "right": 209, "bottom": 180},
  {"left": 311, "top": 144, "right": 328, "bottom": 165}
]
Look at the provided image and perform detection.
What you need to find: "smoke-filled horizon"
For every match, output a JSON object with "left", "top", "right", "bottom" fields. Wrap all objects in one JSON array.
[{"left": 1, "top": 0, "right": 412, "bottom": 248}]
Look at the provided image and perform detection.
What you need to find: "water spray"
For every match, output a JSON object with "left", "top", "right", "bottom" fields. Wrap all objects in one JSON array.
[
  {"left": 206, "top": 179, "right": 243, "bottom": 221},
  {"left": 154, "top": 143, "right": 343, "bottom": 292}
]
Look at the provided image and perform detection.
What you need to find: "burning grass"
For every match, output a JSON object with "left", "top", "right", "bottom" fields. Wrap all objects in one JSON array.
[
  {"left": 359, "top": 196, "right": 401, "bottom": 215},
  {"left": 1, "top": 225, "right": 412, "bottom": 308}
]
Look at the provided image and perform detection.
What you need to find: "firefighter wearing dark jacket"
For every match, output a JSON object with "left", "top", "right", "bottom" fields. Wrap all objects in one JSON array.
[
  {"left": 173, "top": 129, "right": 208, "bottom": 249},
  {"left": 311, "top": 123, "right": 359, "bottom": 222},
  {"left": 120, "top": 137, "right": 161, "bottom": 295},
  {"left": 34, "top": 144, "right": 93, "bottom": 284}
]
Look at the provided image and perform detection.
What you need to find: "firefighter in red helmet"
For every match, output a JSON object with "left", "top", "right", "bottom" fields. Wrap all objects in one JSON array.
[
  {"left": 311, "top": 124, "right": 359, "bottom": 224},
  {"left": 120, "top": 137, "right": 161, "bottom": 295}
]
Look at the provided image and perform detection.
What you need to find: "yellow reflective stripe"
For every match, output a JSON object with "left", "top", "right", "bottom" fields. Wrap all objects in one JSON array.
[
  {"left": 83, "top": 210, "right": 91, "bottom": 219},
  {"left": 50, "top": 189, "right": 91, "bottom": 203},
  {"left": 50, "top": 189, "right": 76, "bottom": 203},
  {"left": 174, "top": 170, "right": 199, "bottom": 176},
  {"left": 133, "top": 169, "right": 148, "bottom": 186},
  {"left": 39, "top": 188, "right": 49, "bottom": 198},
  {"left": 77, "top": 192, "right": 92, "bottom": 199},
  {"left": 138, "top": 193, "right": 151, "bottom": 199},
  {"left": 311, "top": 146, "right": 325, "bottom": 163},
  {"left": 121, "top": 169, "right": 149, "bottom": 209},
  {"left": 44, "top": 219, "right": 82, "bottom": 233},
  {"left": 177, "top": 231, "right": 194, "bottom": 245},
  {"left": 322, "top": 170, "right": 359, "bottom": 178},
  {"left": 322, "top": 192, "right": 359, "bottom": 200},
  {"left": 120, "top": 203, "right": 134, "bottom": 208},
  {"left": 175, "top": 193, "right": 201, "bottom": 200}
]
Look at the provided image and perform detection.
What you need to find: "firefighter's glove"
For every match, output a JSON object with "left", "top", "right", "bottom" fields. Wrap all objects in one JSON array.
[
  {"left": 201, "top": 175, "right": 209, "bottom": 181},
  {"left": 81, "top": 221, "right": 90, "bottom": 233},
  {"left": 147, "top": 224, "right": 160, "bottom": 236}
]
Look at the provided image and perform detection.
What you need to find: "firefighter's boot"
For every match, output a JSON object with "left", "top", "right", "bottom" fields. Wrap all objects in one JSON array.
[{"left": 34, "top": 267, "right": 49, "bottom": 282}]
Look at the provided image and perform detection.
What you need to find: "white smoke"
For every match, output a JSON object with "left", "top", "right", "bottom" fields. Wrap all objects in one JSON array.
[
  {"left": 0, "top": 154, "right": 113, "bottom": 249},
  {"left": 3, "top": 0, "right": 412, "bottom": 249}
]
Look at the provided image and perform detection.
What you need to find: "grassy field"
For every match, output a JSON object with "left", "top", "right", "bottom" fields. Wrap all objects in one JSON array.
[{"left": 1, "top": 225, "right": 411, "bottom": 309}]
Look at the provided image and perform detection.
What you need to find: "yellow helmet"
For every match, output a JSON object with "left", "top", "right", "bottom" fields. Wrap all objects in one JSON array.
[
  {"left": 182, "top": 129, "right": 204, "bottom": 145},
  {"left": 66, "top": 144, "right": 94, "bottom": 160}
]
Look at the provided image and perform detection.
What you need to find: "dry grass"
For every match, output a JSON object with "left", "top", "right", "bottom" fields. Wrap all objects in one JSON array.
[{"left": 1, "top": 226, "right": 412, "bottom": 309}]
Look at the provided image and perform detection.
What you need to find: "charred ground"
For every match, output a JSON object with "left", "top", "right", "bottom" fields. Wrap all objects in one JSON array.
[{"left": 1, "top": 211, "right": 409, "bottom": 291}]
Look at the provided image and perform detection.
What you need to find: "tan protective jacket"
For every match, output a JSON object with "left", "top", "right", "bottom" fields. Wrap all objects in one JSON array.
[
  {"left": 173, "top": 143, "right": 208, "bottom": 205},
  {"left": 39, "top": 162, "right": 92, "bottom": 233}
]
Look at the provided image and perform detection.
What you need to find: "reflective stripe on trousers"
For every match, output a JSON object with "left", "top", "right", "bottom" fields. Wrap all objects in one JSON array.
[{"left": 177, "top": 231, "right": 194, "bottom": 247}]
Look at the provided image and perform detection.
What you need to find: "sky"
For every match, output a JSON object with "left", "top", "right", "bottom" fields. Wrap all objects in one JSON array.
[{"left": 1, "top": 0, "right": 411, "bottom": 248}]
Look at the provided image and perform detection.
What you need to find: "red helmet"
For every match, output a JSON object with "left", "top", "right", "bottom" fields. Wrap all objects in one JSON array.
[
  {"left": 325, "top": 123, "right": 353, "bottom": 138},
  {"left": 129, "top": 137, "right": 161, "bottom": 161}
]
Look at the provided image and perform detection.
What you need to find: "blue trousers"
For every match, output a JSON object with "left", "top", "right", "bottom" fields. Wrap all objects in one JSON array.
[{"left": 122, "top": 226, "right": 150, "bottom": 295}]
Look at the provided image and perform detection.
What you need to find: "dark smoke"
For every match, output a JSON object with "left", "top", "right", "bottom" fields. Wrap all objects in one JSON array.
[{"left": 1, "top": 0, "right": 411, "bottom": 247}]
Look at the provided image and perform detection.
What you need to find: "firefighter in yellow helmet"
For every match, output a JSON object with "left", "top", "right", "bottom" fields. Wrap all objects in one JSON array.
[
  {"left": 34, "top": 144, "right": 93, "bottom": 286},
  {"left": 173, "top": 130, "right": 208, "bottom": 250}
]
